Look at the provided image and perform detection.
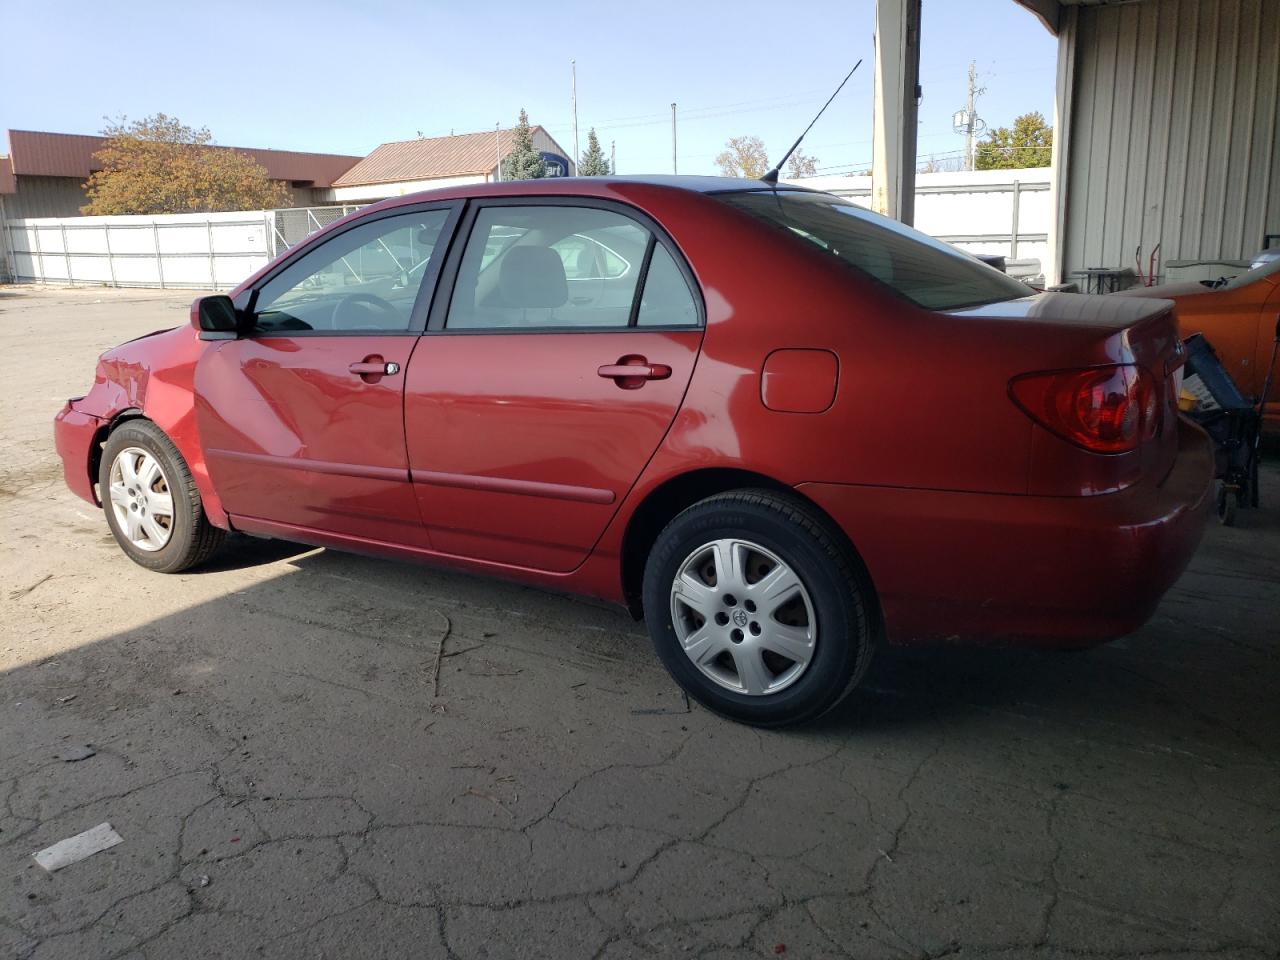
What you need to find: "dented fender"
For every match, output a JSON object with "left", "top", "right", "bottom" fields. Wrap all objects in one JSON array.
[{"left": 68, "top": 322, "right": 229, "bottom": 528}]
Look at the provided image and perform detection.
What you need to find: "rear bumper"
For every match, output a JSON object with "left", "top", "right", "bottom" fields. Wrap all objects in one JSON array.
[
  {"left": 53, "top": 401, "right": 104, "bottom": 506},
  {"left": 799, "top": 417, "right": 1215, "bottom": 648}
]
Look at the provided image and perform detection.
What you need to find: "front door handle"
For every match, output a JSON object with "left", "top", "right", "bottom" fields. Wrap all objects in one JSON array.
[
  {"left": 598, "top": 355, "right": 672, "bottom": 389},
  {"left": 349, "top": 356, "right": 400, "bottom": 381}
]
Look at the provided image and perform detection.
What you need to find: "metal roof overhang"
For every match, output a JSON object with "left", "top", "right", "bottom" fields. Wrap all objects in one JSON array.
[{"left": 1013, "top": 0, "right": 1147, "bottom": 34}]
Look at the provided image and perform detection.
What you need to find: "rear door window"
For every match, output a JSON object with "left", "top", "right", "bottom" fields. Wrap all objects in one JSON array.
[
  {"left": 637, "top": 244, "right": 699, "bottom": 327},
  {"left": 446, "top": 206, "right": 647, "bottom": 329},
  {"left": 444, "top": 205, "right": 699, "bottom": 330}
]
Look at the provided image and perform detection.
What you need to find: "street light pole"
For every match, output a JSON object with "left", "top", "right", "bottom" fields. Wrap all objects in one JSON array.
[
  {"left": 571, "top": 60, "right": 579, "bottom": 176},
  {"left": 671, "top": 103, "right": 677, "bottom": 175},
  {"left": 494, "top": 123, "right": 502, "bottom": 182}
]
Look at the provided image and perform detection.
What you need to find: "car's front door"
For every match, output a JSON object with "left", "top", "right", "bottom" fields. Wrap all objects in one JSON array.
[
  {"left": 404, "top": 200, "right": 704, "bottom": 572},
  {"left": 195, "top": 203, "right": 459, "bottom": 545}
]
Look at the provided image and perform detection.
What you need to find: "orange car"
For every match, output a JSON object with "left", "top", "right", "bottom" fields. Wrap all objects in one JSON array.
[{"left": 1115, "top": 259, "right": 1280, "bottom": 428}]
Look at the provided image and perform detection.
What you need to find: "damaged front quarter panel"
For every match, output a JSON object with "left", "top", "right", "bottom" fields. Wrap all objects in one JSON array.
[{"left": 71, "top": 324, "right": 229, "bottom": 528}]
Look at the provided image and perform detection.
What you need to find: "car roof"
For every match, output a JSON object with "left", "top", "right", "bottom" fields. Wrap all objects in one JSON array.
[
  {"left": 566, "top": 175, "right": 810, "bottom": 194},
  {"left": 366, "top": 175, "right": 819, "bottom": 213}
]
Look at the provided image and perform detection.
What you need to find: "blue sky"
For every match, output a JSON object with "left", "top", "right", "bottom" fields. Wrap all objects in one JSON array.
[{"left": 0, "top": 0, "right": 1056, "bottom": 176}]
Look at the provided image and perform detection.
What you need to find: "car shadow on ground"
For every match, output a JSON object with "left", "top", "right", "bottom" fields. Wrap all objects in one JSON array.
[
  {"left": 5, "top": 485, "right": 1277, "bottom": 957},
  {"left": 64, "top": 519, "right": 1280, "bottom": 749}
]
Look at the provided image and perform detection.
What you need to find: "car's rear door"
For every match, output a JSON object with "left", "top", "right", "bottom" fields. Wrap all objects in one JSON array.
[
  {"left": 195, "top": 202, "right": 460, "bottom": 545},
  {"left": 404, "top": 199, "right": 704, "bottom": 572}
]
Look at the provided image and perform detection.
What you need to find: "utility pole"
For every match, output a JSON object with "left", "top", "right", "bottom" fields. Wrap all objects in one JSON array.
[
  {"left": 952, "top": 62, "right": 986, "bottom": 171},
  {"left": 571, "top": 60, "right": 580, "bottom": 176},
  {"left": 494, "top": 123, "right": 502, "bottom": 182},
  {"left": 965, "top": 62, "right": 978, "bottom": 171},
  {"left": 671, "top": 103, "right": 677, "bottom": 174},
  {"left": 610, "top": 140, "right": 616, "bottom": 175}
]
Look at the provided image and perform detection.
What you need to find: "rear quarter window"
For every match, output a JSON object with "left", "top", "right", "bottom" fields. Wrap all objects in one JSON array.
[{"left": 718, "top": 190, "right": 1031, "bottom": 311}]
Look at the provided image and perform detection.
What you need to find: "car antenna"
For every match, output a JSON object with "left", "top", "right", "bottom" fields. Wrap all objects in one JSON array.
[{"left": 760, "top": 59, "right": 863, "bottom": 186}]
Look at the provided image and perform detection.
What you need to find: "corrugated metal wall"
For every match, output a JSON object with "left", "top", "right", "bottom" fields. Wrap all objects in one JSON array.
[
  {"left": 3, "top": 176, "right": 90, "bottom": 219},
  {"left": 1064, "top": 0, "right": 1280, "bottom": 278}
]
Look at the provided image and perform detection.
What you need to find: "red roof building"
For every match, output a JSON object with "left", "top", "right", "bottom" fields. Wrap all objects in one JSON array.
[
  {"left": 320, "top": 126, "right": 574, "bottom": 203},
  {"left": 0, "top": 130, "right": 361, "bottom": 219}
]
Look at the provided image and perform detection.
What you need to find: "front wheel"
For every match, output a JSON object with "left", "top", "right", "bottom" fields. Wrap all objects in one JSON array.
[
  {"left": 100, "top": 420, "right": 226, "bottom": 573},
  {"left": 642, "top": 490, "right": 875, "bottom": 727}
]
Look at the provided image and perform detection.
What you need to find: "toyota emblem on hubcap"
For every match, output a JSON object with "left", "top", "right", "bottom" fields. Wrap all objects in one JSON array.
[{"left": 732, "top": 609, "right": 749, "bottom": 628}]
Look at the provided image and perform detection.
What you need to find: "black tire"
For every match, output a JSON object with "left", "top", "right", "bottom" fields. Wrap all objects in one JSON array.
[
  {"left": 1248, "top": 442, "right": 1260, "bottom": 509},
  {"left": 642, "top": 489, "right": 875, "bottom": 727},
  {"left": 99, "top": 419, "right": 226, "bottom": 573},
  {"left": 1215, "top": 480, "right": 1237, "bottom": 527}
]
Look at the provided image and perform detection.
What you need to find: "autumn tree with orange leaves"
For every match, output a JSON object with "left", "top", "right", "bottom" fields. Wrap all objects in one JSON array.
[{"left": 82, "top": 114, "right": 288, "bottom": 215}]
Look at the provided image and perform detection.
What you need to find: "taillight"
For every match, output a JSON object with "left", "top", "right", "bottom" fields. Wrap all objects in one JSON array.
[{"left": 1009, "top": 364, "right": 1157, "bottom": 454}]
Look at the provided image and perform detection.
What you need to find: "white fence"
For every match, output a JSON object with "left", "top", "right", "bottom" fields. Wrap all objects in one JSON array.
[
  {"left": 3, "top": 211, "right": 275, "bottom": 291},
  {"left": 2, "top": 170, "right": 1051, "bottom": 290},
  {"left": 1, "top": 205, "right": 368, "bottom": 291}
]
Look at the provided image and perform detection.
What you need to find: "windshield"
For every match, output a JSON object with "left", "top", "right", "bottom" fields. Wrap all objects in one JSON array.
[
  {"left": 718, "top": 190, "right": 1031, "bottom": 311},
  {"left": 1225, "top": 254, "right": 1280, "bottom": 290}
]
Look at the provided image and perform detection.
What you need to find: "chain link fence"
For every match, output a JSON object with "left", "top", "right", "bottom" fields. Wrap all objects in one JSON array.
[{"left": 268, "top": 205, "right": 365, "bottom": 259}]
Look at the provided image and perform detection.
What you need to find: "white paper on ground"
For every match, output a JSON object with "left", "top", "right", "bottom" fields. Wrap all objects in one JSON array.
[{"left": 33, "top": 822, "right": 124, "bottom": 871}]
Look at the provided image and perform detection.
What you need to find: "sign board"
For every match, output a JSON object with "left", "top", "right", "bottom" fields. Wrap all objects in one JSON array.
[{"left": 539, "top": 152, "right": 570, "bottom": 178}]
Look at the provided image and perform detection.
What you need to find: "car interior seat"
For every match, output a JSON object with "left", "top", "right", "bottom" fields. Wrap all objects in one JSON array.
[{"left": 498, "top": 245, "right": 568, "bottom": 325}]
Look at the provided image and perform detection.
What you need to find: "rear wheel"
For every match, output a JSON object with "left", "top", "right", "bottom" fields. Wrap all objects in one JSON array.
[
  {"left": 1215, "top": 480, "right": 1238, "bottom": 526},
  {"left": 642, "top": 489, "right": 874, "bottom": 727},
  {"left": 100, "top": 420, "right": 225, "bottom": 573}
]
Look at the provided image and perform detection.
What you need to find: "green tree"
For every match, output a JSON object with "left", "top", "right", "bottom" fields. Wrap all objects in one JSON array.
[
  {"left": 578, "top": 128, "right": 610, "bottom": 176},
  {"left": 500, "top": 109, "right": 546, "bottom": 181},
  {"left": 82, "top": 114, "right": 288, "bottom": 215},
  {"left": 975, "top": 111, "right": 1053, "bottom": 170},
  {"left": 785, "top": 149, "right": 819, "bottom": 179},
  {"left": 715, "top": 135, "right": 769, "bottom": 179}
]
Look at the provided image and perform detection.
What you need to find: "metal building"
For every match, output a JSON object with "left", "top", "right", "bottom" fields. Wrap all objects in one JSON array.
[
  {"left": 1034, "top": 0, "right": 1280, "bottom": 285},
  {"left": 873, "top": 0, "right": 1280, "bottom": 287}
]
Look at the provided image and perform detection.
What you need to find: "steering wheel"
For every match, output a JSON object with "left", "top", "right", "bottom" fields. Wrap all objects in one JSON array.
[{"left": 332, "top": 293, "right": 402, "bottom": 330}]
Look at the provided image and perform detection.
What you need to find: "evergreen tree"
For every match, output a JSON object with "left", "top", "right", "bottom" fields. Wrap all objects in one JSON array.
[
  {"left": 500, "top": 109, "right": 546, "bottom": 181},
  {"left": 975, "top": 112, "right": 1053, "bottom": 170},
  {"left": 578, "top": 128, "right": 610, "bottom": 176}
]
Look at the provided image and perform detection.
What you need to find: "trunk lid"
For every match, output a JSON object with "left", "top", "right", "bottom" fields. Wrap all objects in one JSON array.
[{"left": 948, "top": 292, "right": 1185, "bottom": 493}]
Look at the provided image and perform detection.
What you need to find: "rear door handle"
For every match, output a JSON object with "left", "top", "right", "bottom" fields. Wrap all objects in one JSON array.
[
  {"left": 349, "top": 356, "right": 400, "bottom": 379},
  {"left": 348, "top": 360, "right": 396, "bottom": 376},
  {"left": 597, "top": 355, "right": 672, "bottom": 387}
]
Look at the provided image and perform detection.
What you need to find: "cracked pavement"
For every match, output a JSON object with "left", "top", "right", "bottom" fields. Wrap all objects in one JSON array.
[{"left": 2, "top": 287, "right": 1277, "bottom": 959}]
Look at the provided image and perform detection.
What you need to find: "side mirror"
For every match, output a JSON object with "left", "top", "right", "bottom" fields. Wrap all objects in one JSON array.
[{"left": 191, "top": 295, "right": 242, "bottom": 339}]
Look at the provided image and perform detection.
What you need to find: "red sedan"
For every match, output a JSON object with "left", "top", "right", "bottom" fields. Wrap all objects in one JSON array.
[{"left": 54, "top": 177, "right": 1213, "bottom": 726}]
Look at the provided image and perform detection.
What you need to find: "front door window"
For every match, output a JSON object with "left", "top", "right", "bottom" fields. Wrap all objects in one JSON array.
[{"left": 253, "top": 210, "right": 451, "bottom": 333}]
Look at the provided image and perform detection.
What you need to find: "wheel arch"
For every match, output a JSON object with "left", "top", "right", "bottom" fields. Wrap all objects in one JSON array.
[
  {"left": 618, "top": 467, "right": 882, "bottom": 630},
  {"left": 88, "top": 407, "right": 146, "bottom": 501}
]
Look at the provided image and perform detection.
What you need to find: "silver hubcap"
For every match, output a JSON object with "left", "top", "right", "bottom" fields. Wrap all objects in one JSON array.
[
  {"left": 108, "top": 447, "right": 174, "bottom": 552},
  {"left": 669, "top": 538, "right": 817, "bottom": 696}
]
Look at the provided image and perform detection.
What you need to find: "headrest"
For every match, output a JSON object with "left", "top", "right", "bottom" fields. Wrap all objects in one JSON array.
[{"left": 499, "top": 245, "right": 567, "bottom": 309}]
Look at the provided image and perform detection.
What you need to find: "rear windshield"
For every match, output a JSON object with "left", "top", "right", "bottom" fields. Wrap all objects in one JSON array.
[{"left": 718, "top": 190, "right": 1031, "bottom": 311}]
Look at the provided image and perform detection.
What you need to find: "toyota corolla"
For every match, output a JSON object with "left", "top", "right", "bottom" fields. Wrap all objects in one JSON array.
[{"left": 54, "top": 176, "right": 1214, "bottom": 726}]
